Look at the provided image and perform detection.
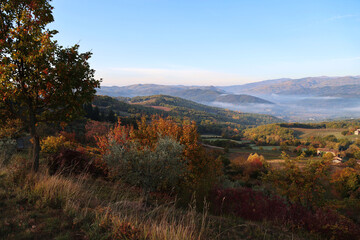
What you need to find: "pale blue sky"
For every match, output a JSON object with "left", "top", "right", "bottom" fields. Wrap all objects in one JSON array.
[{"left": 50, "top": 0, "right": 360, "bottom": 86}]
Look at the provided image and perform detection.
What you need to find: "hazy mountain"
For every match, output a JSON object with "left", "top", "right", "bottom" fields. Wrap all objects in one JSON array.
[
  {"left": 97, "top": 84, "right": 273, "bottom": 105},
  {"left": 219, "top": 76, "right": 360, "bottom": 96}
]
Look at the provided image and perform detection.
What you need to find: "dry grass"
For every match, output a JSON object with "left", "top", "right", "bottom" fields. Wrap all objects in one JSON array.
[{"left": 0, "top": 159, "right": 210, "bottom": 240}]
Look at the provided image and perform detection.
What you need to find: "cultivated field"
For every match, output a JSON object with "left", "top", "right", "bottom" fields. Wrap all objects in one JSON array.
[{"left": 292, "top": 128, "right": 360, "bottom": 140}]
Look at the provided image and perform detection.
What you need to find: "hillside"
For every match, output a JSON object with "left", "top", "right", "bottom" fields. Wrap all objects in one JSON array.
[
  {"left": 96, "top": 85, "right": 273, "bottom": 105},
  {"left": 122, "top": 94, "right": 280, "bottom": 125},
  {"left": 92, "top": 95, "right": 283, "bottom": 134}
]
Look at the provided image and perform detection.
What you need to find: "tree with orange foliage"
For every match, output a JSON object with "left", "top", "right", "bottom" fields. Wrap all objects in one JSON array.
[
  {"left": 85, "top": 120, "right": 112, "bottom": 144},
  {"left": 242, "top": 153, "right": 268, "bottom": 180},
  {"left": 96, "top": 119, "right": 133, "bottom": 154}
]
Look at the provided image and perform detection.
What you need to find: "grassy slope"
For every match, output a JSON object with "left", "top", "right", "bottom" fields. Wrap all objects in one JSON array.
[{"left": 0, "top": 155, "right": 319, "bottom": 240}]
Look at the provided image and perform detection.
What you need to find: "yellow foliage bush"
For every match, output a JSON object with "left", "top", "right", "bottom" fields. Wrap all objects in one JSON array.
[{"left": 41, "top": 135, "right": 72, "bottom": 153}]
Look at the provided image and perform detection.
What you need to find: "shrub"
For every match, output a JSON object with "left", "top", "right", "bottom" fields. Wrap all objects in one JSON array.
[
  {"left": 85, "top": 120, "right": 112, "bottom": 144},
  {"left": 243, "top": 153, "right": 267, "bottom": 179},
  {"left": 354, "top": 150, "right": 360, "bottom": 160},
  {"left": 264, "top": 157, "right": 331, "bottom": 208},
  {"left": 209, "top": 187, "right": 288, "bottom": 222},
  {"left": 41, "top": 135, "right": 72, "bottom": 154},
  {"left": 98, "top": 117, "right": 223, "bottom": 195},
  {"left": 94, "top": 208, "right": 148, "bottom": 240},
  {"left": 0, "top": 119, "right": 23, "bottom": 138},
  {"left": 47, "top": 148, "right": 108, "bottom": 177},
  {"left": 209, "top": 187, "right": 360, "bottom": 240},
  {"left": 229, "top": 153, "right": 267, "bottom": 181},
  {"left": 0, "top": 138, "right": 17, "bottom": 165},
  {"left": 331, "top": 168, "right": 360, "bottom": 198},
  {"left": 59, "top": 131, "right": 77, "bottom": 142},
  {"left": 346, "top": 158, "right": 358, "bottom": 168},
  {"left": 307, "top": 208, "right": 360, "bottom": 240},
  {"left": 105, "top": 136, "right": 186, "bottom": 193}
]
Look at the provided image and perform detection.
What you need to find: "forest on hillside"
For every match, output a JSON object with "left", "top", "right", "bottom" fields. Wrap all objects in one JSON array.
[{"left": 87, "top": 95, "right": 282, "bottom": 137}]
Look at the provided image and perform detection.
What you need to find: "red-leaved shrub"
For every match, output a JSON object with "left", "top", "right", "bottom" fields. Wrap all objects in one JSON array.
[
  {"left": 209, "top": 187, "right": 360, "bottom": 240},
  {"left": 59, "top": 131, "right": 77, "bottom": 142},
  {"left": 85, "top": 120, "right": 112, "bottom": 144},
  {"left": 48, "top": 148, "right": 108, "bottom": 178}
]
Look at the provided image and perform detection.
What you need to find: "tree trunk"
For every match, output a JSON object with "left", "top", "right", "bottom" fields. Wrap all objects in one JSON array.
[
  {"left": 29, "top": 113, "right": 40, "bottom": 172},
  {"left": 32, "top": 135, "right": 40, "bottom": 172}
]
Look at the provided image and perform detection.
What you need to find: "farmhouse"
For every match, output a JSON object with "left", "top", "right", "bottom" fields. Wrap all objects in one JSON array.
[
  {"left": 317, "top": 148, "right": 338, "bottom": 156},
  {"left": 332, "top": 156, "right": 342, "bottom": 164},
  {"left": 355, "top": 129, "right": 360, "bottom": 135}
]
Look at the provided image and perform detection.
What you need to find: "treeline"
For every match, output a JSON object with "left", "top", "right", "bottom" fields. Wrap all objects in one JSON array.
[
  {"left": 244, "top": 124, "right": 297, "bottom": 145},
  {"left": 88, "top": 95, "right": 282, "bottom": 136}
]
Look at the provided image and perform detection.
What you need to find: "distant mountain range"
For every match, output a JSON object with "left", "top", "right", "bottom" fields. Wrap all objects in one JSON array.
[
  {"left": 218, "top": 76, "right": 360, "bottom": 97},
  {"left": 98, "top": 76, "right": 360, "bottom": 100},
  {"left": 97, "top": 84, "right": 273, "bottom": 105}
]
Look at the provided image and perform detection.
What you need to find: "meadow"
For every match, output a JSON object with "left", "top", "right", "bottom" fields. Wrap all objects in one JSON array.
[{"left": 292, "top": 128, "right": 359, "bottom": 140}]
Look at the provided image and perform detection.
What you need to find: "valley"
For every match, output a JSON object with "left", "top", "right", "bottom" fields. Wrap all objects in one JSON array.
[{"left": 97, "top": 76, "right": 360, "bottom": 121}]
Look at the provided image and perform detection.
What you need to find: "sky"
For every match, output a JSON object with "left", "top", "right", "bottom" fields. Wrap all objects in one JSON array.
[{"left": 49, "top": 0, "right": 360, "bottom": 86}]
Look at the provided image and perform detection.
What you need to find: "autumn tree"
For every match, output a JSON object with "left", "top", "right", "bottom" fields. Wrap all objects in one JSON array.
[
  {"left": 0, "top": 0, "right": 100, "bottom": 171},
  {"left": 331, "top": 168, "right": 360, "bottom": 198},
  {"left": 264, "top": 157, "right": 331, "bottom": 208}
]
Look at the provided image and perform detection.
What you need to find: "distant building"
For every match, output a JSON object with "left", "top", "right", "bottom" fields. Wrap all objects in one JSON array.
[
  {"left": 355, "top": 129, "right": 360, "bottom": 135},
  {"left": 332, "top": 156, "right": 342, "bottom": 164}
]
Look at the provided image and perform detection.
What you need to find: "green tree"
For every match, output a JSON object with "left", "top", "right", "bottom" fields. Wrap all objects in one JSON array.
[
  {"left": 0, "top": 0, "right": 100, "bottom": 171},
  {"left": 106, "top": 109, "right": 116, "bottom": 123}
]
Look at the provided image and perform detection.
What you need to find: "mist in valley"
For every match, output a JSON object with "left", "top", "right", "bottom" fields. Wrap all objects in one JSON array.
[{"left": 208, "top": 94, "right": 360, "bottom": 122}]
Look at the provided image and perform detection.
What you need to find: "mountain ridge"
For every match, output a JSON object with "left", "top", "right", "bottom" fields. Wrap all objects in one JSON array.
[
  {"left": 218, "top": 76, "right": 360, "bottom": 96},
  {"left": 97, "top": 85, "right": 273, "bottom": 104}
]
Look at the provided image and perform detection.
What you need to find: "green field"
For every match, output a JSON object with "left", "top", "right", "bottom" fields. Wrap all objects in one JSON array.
[
  {"left": 250, "top": 145, "right": 281, "bottom": 150},
  {"left": 292, "top": 128, "right": 360, "bottom": 140},
  {"left": 200, "top": 134, "right": 223, "bottom": 139},
  {"left": 202, "top": 138, "right": 251, "bottom": 144},
  {"left": 228, "top": 148, "right": 296, "bottom": 160}
]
